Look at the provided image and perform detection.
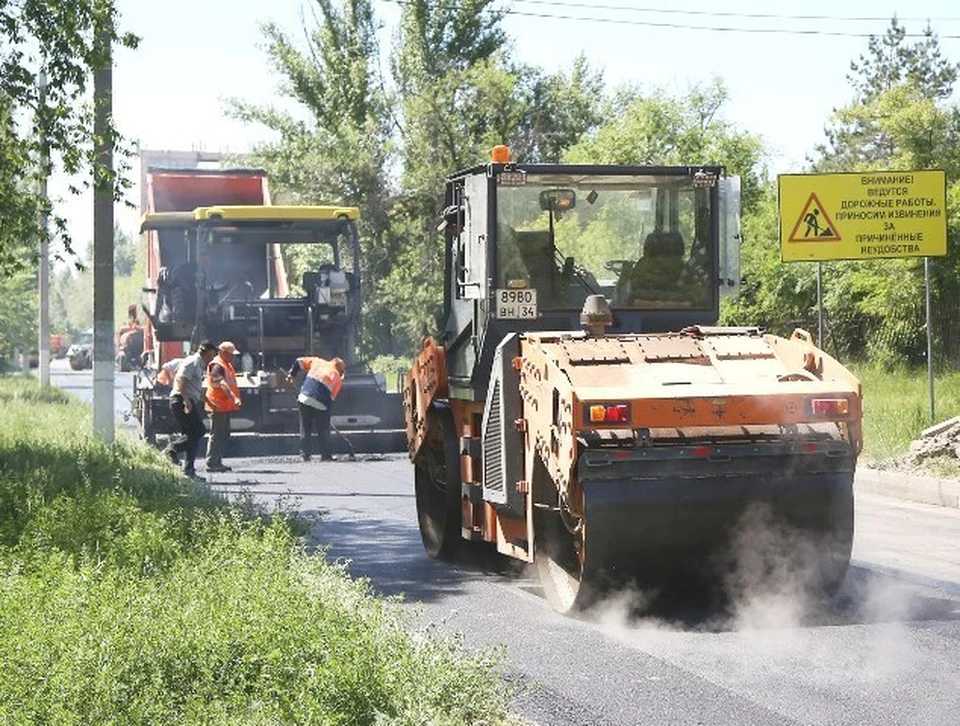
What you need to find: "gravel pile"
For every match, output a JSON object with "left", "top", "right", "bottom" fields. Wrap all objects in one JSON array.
[{"left": 904, "top": 416, "right": 960, "bottom": 466}]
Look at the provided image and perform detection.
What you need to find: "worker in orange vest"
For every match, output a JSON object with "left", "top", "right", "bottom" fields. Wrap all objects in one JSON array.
[
  {"left": 286, "top": 356, "right": 345, "bottom": 462},
  {"left": 205, "top": 341, "right": 242, "bottom": 473}
]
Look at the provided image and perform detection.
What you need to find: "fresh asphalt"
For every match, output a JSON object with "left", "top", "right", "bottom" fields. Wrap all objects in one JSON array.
[{"left": 49, "top": 360, "right": 960, "bottom": 726}]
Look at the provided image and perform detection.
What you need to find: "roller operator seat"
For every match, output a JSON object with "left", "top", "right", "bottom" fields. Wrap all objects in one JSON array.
[{"left": 624, "top": 231, "right": 685, "bottom": 303}]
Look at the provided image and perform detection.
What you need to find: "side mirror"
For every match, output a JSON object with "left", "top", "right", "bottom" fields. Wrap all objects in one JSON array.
[
  {"left": 437, "top": 205, "right": 464, "bottom": 234},
  {"left": 539, "top": 189, "right": 576, "bottom": 212}
]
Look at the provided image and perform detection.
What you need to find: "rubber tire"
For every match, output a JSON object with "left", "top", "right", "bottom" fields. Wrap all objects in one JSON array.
[
  {"left": 414, "top": 406, "right": 461, "bottom": 560},
  {"left": 532, "top": 455, "right": 597, "bottom": 613}
]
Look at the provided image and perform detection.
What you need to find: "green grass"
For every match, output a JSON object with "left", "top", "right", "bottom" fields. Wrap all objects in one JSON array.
[
  {"left": 0, "top": 375, "right": 513, "bottom": 725},
  {"left": 849, "top": 363, "right": 960, "bottom": 471}
]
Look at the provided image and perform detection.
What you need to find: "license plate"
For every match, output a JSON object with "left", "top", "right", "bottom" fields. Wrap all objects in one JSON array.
[{"left": 495, "top": 288, "right": 537, "bottom": 319}]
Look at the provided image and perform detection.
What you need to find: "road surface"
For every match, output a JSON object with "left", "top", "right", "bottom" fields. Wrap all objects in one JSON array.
[{"left": 51, "top": 360, "right": 960, "bottom": 726}]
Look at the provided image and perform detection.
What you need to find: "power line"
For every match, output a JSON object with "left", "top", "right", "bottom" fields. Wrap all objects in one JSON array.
[
  {"left": 381, "top": 0, "right": 960, "bottom": 39},
  {"left": 502, "top": 7, "right": 960, "bottom": 39},
  {"left": 509, "top": 0, "right": 960, "bottom": 25}
]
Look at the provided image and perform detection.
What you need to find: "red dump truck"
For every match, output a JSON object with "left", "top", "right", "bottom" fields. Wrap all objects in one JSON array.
[{"left": 131, "top": 156, "right": 405, "bottom": 454}]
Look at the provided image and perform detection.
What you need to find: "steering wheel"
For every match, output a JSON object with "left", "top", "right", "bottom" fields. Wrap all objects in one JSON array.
[{"left": 604, "top": 259, "right": 634, "bottom": 277}]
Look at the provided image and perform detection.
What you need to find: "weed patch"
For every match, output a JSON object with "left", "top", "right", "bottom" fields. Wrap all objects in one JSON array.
[
  {"left": 0, "top": 376, "right": 512, "bottom": 724},
  {"left": 851, "top": 364, "right": 960, "bottom": 469}
]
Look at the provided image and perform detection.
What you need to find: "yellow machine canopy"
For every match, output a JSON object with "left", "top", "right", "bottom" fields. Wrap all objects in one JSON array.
[
  {"left": 141, "top": 204, "right": 360, "bottom": 245},
  {"left": 141, "top": 204, "right": 362, "bottom": 300}
]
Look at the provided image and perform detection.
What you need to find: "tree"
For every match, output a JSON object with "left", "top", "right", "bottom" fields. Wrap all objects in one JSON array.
[
  {"left": 391, "top": 0, "right": 506, "bottom": 85},
  {"left": 377, "top": 0, "right": 512, "bottom": 348},
  {"left": 848, "top": 18, "right": 957, "bottom": 103},
  {"left": 113, "top": 223, "right": 136, "bottom": 276},
  {"left": 391, "top": 0, "right": 507, "bottom": 194},
  {"left": 0, "top": 0, "right": 138, "bottom": 274},
  {"left": 509, "top": 55, "right": 605, "bottom": 164},
  {"left": 236, "top": 2, "right": 761, "bottom": 358},
  {"left": 802, "top": 18, "right": 960, "bottom": 366},
  {"left": 563, "top": 79, "right": 765, "bottom": 213},
  {"left": 0, "top": 270, "right": 37, "bottom": 362},
  {"left": 230, "top": 0, "right": 391, "bottom": 207},
  {"left": 378, "top": 4, "right": 605, "bottom": 351},
  {"left": 49, "top": 223, "right": 144, "bottom": 334},
  {"left": 815, "top": 18, "right": 959, "bottom": 171},
  {"left": 228, "top": 0, "right": 398, "bottom": 356}
]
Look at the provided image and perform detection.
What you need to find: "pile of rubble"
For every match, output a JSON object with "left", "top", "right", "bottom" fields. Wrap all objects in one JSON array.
[{"left": 903, "top": 416, "right": 960, "bottom": 467}]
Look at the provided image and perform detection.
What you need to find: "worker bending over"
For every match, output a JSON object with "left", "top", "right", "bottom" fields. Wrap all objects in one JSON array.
[{"left": 286, "top": 356, "right": 345, "bottom": 462}]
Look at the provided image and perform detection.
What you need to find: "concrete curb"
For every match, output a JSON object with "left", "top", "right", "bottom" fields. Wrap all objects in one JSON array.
[{"left": 855, "top": 467, "right": 960, "bottom": 509}]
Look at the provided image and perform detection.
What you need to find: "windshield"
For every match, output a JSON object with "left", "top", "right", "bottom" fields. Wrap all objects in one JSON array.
[
  {"left": 496, "top": 173, "right": 713, "bottom": 310},
  {"left": 195, "top": 221, "right": 358, "bottom": 299},
  {"left": 279, "top": 224, "right": 358, "bottom": 297}
]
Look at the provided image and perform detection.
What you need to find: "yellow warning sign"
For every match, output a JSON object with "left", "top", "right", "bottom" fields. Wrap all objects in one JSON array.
[
  {"left": 788, "top": 193, "right": 840, "bottom": 242},
  {"left": 778, "top": 170, "right": 947, "bottom": 262}
]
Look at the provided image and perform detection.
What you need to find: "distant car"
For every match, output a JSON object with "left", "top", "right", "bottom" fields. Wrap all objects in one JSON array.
[
  {"left": 67, "top": 330, "right": 94, "bottom": 371},
  {"left": 50, "top": 333, "right": 72, "bottom": 359}
]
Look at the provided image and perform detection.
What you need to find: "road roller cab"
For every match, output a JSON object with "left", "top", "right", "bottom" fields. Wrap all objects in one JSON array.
[{"left": 403, "top": 148, "right": 862, "bottom": 613}]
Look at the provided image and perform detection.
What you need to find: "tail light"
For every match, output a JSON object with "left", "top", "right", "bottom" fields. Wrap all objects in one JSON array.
[
  {"left": 586, "top": 402, "right": 630, "bottom": 425},
  {"left": 811, "top": 398, "right": 849, "bottom": 417}
]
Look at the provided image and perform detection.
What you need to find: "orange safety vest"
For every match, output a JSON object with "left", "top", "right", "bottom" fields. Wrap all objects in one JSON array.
[
  {"left": 298, "top": 356, "right": 344, "bottom": 401},
  {"left": 205, "top": 356, "right": 241, "bottom": 413}
]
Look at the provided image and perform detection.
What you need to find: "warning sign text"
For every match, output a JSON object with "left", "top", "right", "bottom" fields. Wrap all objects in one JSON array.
[{"left": 778, "top": 170, "right": 947, "bottom": 262}]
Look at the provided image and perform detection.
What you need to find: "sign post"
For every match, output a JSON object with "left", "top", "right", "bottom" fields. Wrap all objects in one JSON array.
[
  {"left": 778, "top": 171, "right": 948, "bottom": 424},
  {"left": 817, "top": 262, "right": 824, "bottom": 348},
  {"left": 925, "top": 258, "right": 935, "bottom": 423}
]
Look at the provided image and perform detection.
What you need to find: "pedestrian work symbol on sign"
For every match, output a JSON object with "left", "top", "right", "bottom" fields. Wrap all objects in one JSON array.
[{"left": 788, "top": 193, "right": 841, "bottom": 242}]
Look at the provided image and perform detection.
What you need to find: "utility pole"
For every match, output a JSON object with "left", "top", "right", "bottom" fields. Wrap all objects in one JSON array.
[
  {"left": 92, "top": 2, "right": 115, "bottom": 443},
  {"left": 37, "top": 70, "right": 50, "bottom": 388}
]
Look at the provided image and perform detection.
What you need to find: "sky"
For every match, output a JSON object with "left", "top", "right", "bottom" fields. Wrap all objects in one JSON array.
[{"left": 51, "top": 0, "right": 960, "bottom": 253}]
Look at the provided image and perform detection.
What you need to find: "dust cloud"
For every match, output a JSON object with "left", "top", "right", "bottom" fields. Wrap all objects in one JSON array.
[
  {"left": 585, "top": 501, "right": 937, "bottom": 648},
  {"left": 574, "top": 501, "right": 958, "bottom": 726}
]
